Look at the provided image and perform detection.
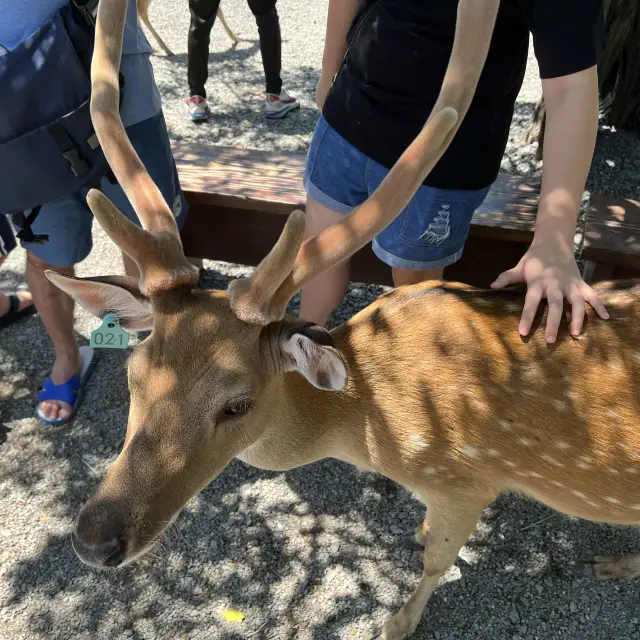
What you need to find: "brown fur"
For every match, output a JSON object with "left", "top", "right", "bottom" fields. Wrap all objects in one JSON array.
[{"left": 49, "top": 2, "right": 640, "bottom": 638}]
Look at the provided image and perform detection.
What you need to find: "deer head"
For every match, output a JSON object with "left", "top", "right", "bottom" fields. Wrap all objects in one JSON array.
[{"left": 48, "top": 0, "right": 501, "bottom": 568}]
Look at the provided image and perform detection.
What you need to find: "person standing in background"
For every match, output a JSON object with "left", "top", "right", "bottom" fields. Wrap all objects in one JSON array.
[{"left": 186, "top": 0, "right": 300, "bottom": 121}]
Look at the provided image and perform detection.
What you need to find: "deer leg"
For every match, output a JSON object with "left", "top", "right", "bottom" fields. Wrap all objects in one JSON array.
[
  {"left": 379, "top": 495, "right": 490, "bottom": 640},
  {"left": 216, "top": 8, "right": 239, "bottom": 48},
  {"left": 140, "top": 15, "right": 174, "bottom": 56},
  {"left": 582, "top": 552, "right": 640, "bottom": 581},
  {"left": 402, "top": 514, "right": 430, "bottom": 550}
]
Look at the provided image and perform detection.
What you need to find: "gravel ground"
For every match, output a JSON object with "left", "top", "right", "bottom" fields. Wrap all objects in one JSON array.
[{"left": 1, "top": 2, "right": 640, "bottom": 639}]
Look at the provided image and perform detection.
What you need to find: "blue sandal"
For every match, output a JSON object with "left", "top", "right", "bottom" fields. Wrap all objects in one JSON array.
[{"left": 37, "top": 346, "right": 96, "bottom": 425}]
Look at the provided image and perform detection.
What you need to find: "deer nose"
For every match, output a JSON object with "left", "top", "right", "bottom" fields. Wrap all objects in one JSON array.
[
  {"left": 71, "top": 529, "right": 128, "bottom": 567},
  {"left": 71, "top": 509, "right": 129, "bottom": 568}
]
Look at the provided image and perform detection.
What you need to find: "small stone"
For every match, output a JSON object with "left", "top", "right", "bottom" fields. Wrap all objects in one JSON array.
[
  {"left": 389, "top": 525, "right": 403, "bottom": 535},
  {"left": 208, "top": 540, "right": 218, "bottom": 553},
  {"left": 570, "top": 601, "right": 578, "bottom": 614},
  {"left": 509, "top": 605, "right": 520, "bottom": 625},
  {"left": 1, "top": 593, "right": 17, "bottom": 607},
  {"left": 519, "top": 625, "right": 527, "bottom": 635}
]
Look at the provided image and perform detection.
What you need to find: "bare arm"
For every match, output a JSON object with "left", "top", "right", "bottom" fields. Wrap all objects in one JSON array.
[
  {"left": 492, "top": 65, "right": 608, "bottom": 342},
  {"left": 316, "top": 0, "right": 364, "bottom": 109}
]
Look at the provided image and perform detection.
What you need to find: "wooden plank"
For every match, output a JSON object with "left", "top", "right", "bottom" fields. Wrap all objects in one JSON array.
[
  {"left": 173, "top": 142, "right": 540, "bottom": 239},
  {"left": 179, "top": 197, "right": 532, "bottom": 288},
  {"left": 174, "top": 142, "right": 539, "bottom": 287},
  {"left": 582, "top": 195, "right": 640, "bottom": 273}
]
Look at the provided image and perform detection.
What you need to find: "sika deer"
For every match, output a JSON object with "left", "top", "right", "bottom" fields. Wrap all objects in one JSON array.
[
  {"left": 137, "top": 0, "right": 239, "bottom": 57},
  {"left": 47, "top": 0, "right": 640, "bottom": 637}
]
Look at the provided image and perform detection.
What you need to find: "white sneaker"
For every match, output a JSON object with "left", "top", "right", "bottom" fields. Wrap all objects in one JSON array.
[
  {"left": 264, "top": 89, "right": 300, "bottom": 119},
  {"left": 185, "top": 95, "right": 210, "bottom": 122}
]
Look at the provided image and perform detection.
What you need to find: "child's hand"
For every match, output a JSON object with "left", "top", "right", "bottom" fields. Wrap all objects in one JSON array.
[{"left": 491, "top": 243, "right": 609, "bottom": 343}]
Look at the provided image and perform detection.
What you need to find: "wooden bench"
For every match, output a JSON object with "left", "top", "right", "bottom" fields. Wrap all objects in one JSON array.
[
  {"left": 582, "top": 194, "right": 640, "bottom": 282},
  {"left": 174, "top": 142, "right": 640, "bottom": 288}
]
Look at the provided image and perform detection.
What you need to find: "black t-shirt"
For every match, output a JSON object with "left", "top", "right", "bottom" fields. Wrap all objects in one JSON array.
[{"left": 322, "top": 0, "right": 605, "bottom": 191}]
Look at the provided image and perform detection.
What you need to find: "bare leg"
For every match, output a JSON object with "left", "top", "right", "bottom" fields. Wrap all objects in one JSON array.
[
  {"left": 380, "top": 493, "right": 491, "bottom": 640},
  {"left": 27, "top": 252, "right": 82, "bottom": 422},
  {"left": 583, "top": 553, "right": 640, "bottom": 581},
  {"left": 392, "top": 266, "right": 444, "bottom": 288},
  {"left": 298, "top": 197, "right": 350, "bottom": 326}
]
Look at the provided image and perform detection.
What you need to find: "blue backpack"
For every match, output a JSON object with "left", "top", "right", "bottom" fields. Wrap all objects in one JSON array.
[{"left": 0, "top": 0, "right": 122, "bottom": 244}]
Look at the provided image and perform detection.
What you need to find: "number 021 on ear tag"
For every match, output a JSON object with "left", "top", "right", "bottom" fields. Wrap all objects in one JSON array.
[{"left": 90, "top": 313, "right": 129, "bottom": 349}]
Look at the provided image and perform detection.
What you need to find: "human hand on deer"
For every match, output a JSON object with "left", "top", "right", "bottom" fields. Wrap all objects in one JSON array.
[{"left": 491, "top": 239, "right": 609, "bottom": 343}]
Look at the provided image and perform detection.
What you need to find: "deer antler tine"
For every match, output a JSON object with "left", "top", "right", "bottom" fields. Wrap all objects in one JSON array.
[
  {"left": 90, "top": 0, "right": 198, "bottom": 295},
  {"left": 228, "top": 0, "right": 501, "bottom": 325}
]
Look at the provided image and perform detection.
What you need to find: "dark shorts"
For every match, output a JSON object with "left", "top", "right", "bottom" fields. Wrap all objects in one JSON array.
[
  {"left": 14, "top": 111, "right": 188, "bottom": 268},
  {"left": 303, "top": 115, "right": 491, "bottom": 270},
  {"left": 0, "top": 214, "right": 17, "bottom": 258}
]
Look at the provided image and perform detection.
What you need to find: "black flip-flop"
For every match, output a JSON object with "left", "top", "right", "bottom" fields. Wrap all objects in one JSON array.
[{"left": 0, "top": 293, "right": 36, "bottom": 328}]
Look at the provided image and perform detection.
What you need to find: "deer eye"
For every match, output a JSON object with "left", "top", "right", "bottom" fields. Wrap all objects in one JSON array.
[{"left": 222, "top": 398, "right": 252, "bottom": 419}]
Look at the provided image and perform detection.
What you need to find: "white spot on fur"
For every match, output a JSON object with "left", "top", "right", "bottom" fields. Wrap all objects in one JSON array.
[
  {"left": 498, "top": 420, "right": 512, "bottom": 431},
  {"left": 552, "top": 399, "right": 567, "bottom": 411},
  {"left": 565, "top": 390, "right": 578, "bottom": 402},
  {"left": 529, "top": 471, "right": 543, "bottom": 479},
  {"left": 572, "top": 490, "right": 587, "bottom": 499},
  {"left": 607, "top": 468, "right": 620, "bottom": 475},
  {"left": 503, "top": 460, "right": 517, "bottom": 468},
  {"left": 551, "top": 481, "right": 564, "bottom": 488},
  {"left": 604, "top": 497, "right": 621, "bottom": 505},
  {"left": 461, "top": 445, "right": 479, "bottom": 458},
  {"left": 579, "top": 455, "right": 594, "bottom": 464},
  {"left": 554, "top": 441, "right": 571, "bottom": 451},
  {"left": 408, "top": 434, "right": 430, "bottom": 450},
  {"left": 586, "top": 500, "right": 599, "bottom": 508},
  {"left": 542, "top": 454, "right": 564, "bottom": 467},
  {"left": 576, "top": 461, "right": 591, "bottom": 470},
  {"left": 505, "top": 302, "right": 521, "bottom": 313},
  {"left": 607, "top": 409, "right": 621, "bottom": 419},
  {"left": 625, "top": 467, "right": 638, "bottom": 474},
  {"left": 518, "top": 437, "right": 533, "bottom": 446},
  {"left": 631, "top": 504, "right": 640, "bottom": 511},
  {"left": 424, "top": 467, "right": 437, "bottom": 475},
  {"left": 487, "top": 449, "right": 501, "bottom": 457}
]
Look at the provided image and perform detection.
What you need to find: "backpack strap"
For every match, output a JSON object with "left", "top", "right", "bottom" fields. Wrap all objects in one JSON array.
[
  {"left": 14, "top": 206, "right": 49, "bottom": 245},
  {"left": 47, "top": 122, "right": 90, "bottom": 178}
]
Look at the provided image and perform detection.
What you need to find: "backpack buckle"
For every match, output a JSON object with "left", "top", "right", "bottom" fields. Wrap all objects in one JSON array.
[{"left": 63, "top": 148, "right": 90, "bottom": 177}]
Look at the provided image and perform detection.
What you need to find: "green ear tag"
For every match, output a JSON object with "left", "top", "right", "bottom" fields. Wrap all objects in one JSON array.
[{"left": 90, "top": 313, "right": 129, "bottom": 350}]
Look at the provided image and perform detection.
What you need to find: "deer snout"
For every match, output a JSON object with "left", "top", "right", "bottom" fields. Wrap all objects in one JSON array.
[{"left": 71, "top": 505, "right": 129, "bottom": 568}]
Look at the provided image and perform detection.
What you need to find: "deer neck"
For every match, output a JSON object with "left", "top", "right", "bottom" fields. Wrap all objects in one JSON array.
[{"left": 236, "top": 369, "right": 371, "bottom": 472}]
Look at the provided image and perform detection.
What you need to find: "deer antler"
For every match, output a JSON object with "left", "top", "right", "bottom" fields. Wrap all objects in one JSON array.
[
  {"left": 88, "top": 0, "right": 198, "bottom": 296},
  {"left": 228, "top": 0, "right": 501, "bottom": 325}
]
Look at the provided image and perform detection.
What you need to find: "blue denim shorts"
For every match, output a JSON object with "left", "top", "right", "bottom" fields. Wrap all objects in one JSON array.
[
  {"left": 15, "top": 111, "right": 188, "bottom": 268},
  {"left": 303, "top": 116, "right": 491, "bottom": 270}
]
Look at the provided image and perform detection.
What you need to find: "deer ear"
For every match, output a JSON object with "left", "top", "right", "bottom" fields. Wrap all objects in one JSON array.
[
  {"left": 280, "top": 323, "right": 347, "bottom": 391},
  {"left": 45, "top": 271, "right": 154, "bottom": 331}
]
